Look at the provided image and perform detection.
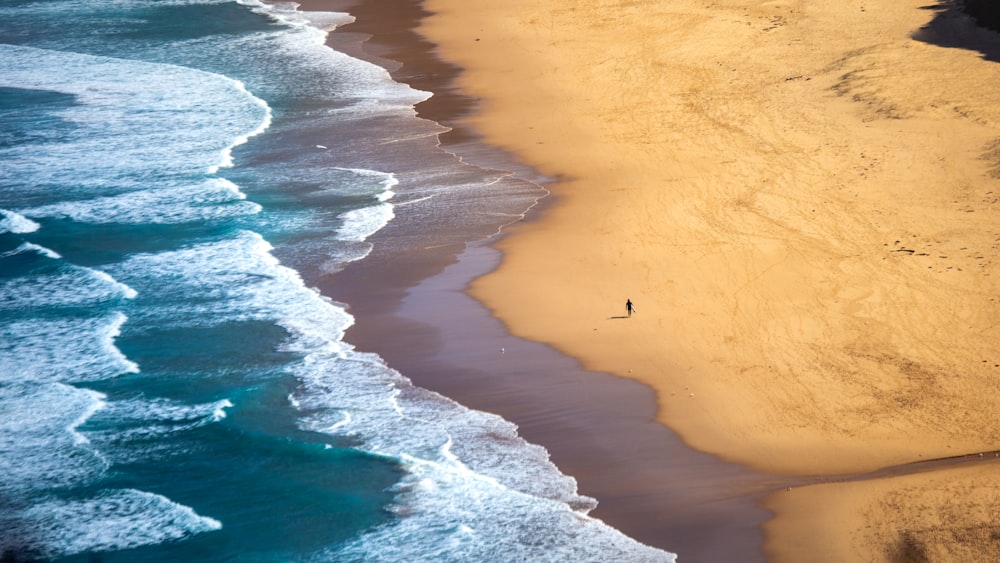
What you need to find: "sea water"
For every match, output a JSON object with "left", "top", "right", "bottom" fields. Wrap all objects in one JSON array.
[{"left": 0, "top": 1, "right": 674, "bottom": 561}]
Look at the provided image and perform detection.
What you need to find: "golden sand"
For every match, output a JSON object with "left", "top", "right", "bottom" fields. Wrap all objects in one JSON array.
[
  {"left": 765, "top": 459, "right": 1000, "bottom": 561},
  {"left": 419, "top": 0, "right": 1000, "bottom": 559}
]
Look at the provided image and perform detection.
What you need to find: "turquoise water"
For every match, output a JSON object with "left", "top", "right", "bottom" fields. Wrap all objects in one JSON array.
[{"left": 0, "top": 1, "right": 673, "bottom": 560}]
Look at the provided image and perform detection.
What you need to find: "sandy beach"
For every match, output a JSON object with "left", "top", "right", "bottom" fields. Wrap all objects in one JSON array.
[{"left": 412, "top": 0, "right": 1000, "bottom": 560}]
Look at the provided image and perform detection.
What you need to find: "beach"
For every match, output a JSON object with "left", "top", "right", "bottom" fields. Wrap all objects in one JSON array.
[
  {"left": 3, "top": 0, "right": 996, "bottom": 559},
  {"left": 410, "top": 0, "right": 1000, "bottom": 560}
]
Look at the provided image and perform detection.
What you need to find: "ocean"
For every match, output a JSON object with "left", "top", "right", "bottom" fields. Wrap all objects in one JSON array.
[{"left": 0, "top": 1, "right": 674, "bottom": 561}]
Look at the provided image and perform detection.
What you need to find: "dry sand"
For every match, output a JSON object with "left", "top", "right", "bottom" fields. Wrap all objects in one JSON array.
[
  {"left": 766, "top": 457, "right": 1000, "bottom": 562},
  {"left": 418, "top": 0, "right": 1000, "bottom": 560}
]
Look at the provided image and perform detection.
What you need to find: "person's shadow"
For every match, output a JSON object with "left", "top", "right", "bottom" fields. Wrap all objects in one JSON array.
[{"left": 608, "top": 315, "right": 630, "bottom": 320}]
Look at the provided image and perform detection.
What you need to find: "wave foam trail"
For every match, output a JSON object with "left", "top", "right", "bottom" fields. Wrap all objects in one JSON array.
[
  {"left": 238, "top": 0, "right": 355, "bottom": 40},
  {"left": 0, "top": 313, "right": 139, "bottom": 384},
  {"left": 0, "top": 44, "right": 272, "bottom": 184},
  {"left": 291, "top": 342, "right": 675, "bottom": 561},
  {"left": 236, "top": 0, "right": 429, "bottom": 109},
  {"left": 333, "top": 456, "right": 673, "bottom": 562},
  {"left": 0, "top": 265, "right": 137, "bottom": 312},
  {"left": 0, "top": 489, "right": 221, "bottom": 559},
  {"left": 0, "top": 209, "right": 40, "bottom": 234},
  {"left": 84, "top": 397, "right": 235, "bottom": 448},
  {"left": 0, "top": 242, "right": 61, "bottom": 260},
  {"left": 337, "top": 202, "right": 395, "bottom": 243},
  {"left": 339, "top": 169, "right": 398, "bottom": 243},
  {"left": 109, "top": 231, "right": 353, "bottom": 342},
  {"left": 209, "top": 79, "right": 273, "bottom": 174},
  {"left": 21, "top": 178, "right": 261, "bottom": 225},
  {"left": 0, "top": 385, "right": 220, "bottom": 560},
  {"left": 0, "top": 383, "right": 109, "bottom": 496}
]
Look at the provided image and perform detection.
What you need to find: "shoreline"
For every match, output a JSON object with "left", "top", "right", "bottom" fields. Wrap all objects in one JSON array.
[
  {"left": 304, "top": 0, "right": 778, "bottom": 558},
  {"left": 372, "top": 240, "right": 775, "bottom": 558}
]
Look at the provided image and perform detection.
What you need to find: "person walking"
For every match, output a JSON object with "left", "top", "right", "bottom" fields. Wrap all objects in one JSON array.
[{"left": 626, "top": 299, "right": 635, "bottom": 317}]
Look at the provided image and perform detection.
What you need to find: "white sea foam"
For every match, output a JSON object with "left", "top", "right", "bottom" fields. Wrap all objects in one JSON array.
[
  {"left": 293, "top": 355, "right": 587, "bottom": 505},
  {"left": 336, "top": 202, "right": 395, "bottom": 243},
  {"left": 0, "top": 489, "right": 221, "bottom": 559},
  {"left": 0, "top": 208, "right": 40, "bottom": 234},
  {"left": 0, "top": 313, "right": 139, "bottom": 383},
  {"left": 0, "top": 383, "right": 109, "bottom": 495},
  {"left": 84, "top": 397, "right": 235, "bottom": 447},
  {"left": 287, "top": 312, "right": 675, "bottom": 561},
  {"left": 235, "top": 0, "right": 429, "bottom": 109},
  {"left": 323, "top": 169, "right": 398, "bottom": 242},
  {"left": 212, "top": 399, "right": 234, "bottom": 422},
  {"left": 301, "top": 168, "right": 398, "bottom": 203},
  {"left": 294, "top": 353, "right": 674, "bottom": 561},
  {"left": 335, "top": 167, "right": 399, "bottom": 197},
  {"left": 0, "top": 241, "right": 62, "bottom": 260},
  {"left": 237, "top": 0, "right": 355, "bottom": 38},
  {"left": 326, "top": 410, "right": 352, "bottom": 432},
  {"left": 107, "top": 397, "right": 234, "bottom": 428},
  {"left": 91, "top": 269, "right": 139, "bottom": 300},
  {"left": 331, "top": 456, "right": 672, "bottom": 562},
  {"left": 68, "top": 390, "right": 108, "bottom": 447},
  {"left": 0, "top": 265, "right": 137, "bottom": 311},
  {"left": 21, "top": 178, "right": 261, "bottom": 225},
  {"left": 0, "top": 44, "right": 272, "bottom": 185},
  {"left": 208, "top": 79, "right": 273, "bottom": 174},
  {"left": 0, "top": 384, "right": 222, "bottom": 559},
  {"left": 108, "top": 231, "right": 355, "bottom": 344},
  {"left": 315, "top": 243, "right": 375, "bottom": 274}
]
